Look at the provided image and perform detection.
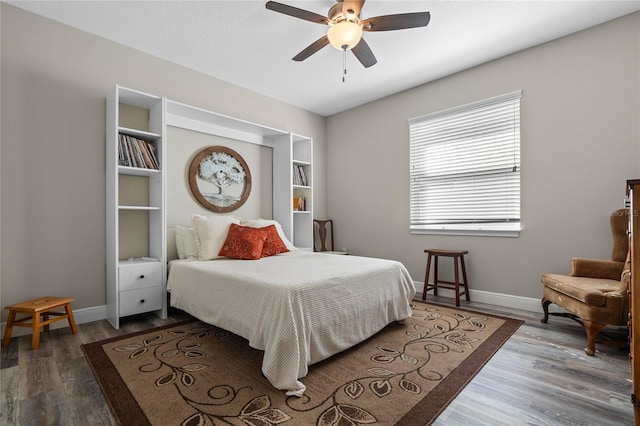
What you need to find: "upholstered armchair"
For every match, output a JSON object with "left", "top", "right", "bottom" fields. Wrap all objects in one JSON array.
[{"left": 541, "top": 208, "right": 629, "bottom": 356}]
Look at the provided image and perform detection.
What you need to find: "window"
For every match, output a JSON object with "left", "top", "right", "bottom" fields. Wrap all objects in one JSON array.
[{"left": 409, "top": 91, "right": 521, "bottom": 237}]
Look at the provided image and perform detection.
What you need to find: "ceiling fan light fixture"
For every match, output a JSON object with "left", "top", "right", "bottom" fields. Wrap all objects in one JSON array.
[
  {"left": 266, "top": 1, "right": 431, "bottom": 68},
  {"left": 327, "top": 20, "right": 362, "bottom": 50}
]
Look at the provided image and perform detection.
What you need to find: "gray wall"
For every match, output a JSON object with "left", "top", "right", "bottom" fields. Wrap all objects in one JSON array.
[
  {"left": 0, "top": 4, "right": 326, "bottom": 320},
  {"left": 326, "top": 12, "right": 640, "bottom": 305}
]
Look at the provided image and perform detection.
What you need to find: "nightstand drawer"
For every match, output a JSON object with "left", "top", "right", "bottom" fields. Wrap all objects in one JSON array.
[
  {"left": 119, "top": 287, "right": 163, "bottom": 317},
  {"left": 118, "top": 262, "right": 162, "bottom": 291}
]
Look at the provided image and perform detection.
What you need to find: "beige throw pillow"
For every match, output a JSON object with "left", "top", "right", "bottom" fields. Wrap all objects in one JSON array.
[
  {"left": 192, "top": 214, "right": 241, "bottom": 260},
  {"left": 175, "top": 226, "right": 198, "bottom": 259}
]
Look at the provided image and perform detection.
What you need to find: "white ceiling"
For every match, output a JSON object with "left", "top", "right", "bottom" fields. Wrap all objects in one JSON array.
[{"left": 8, "top": 0, "right": 640, "bottom": 116}]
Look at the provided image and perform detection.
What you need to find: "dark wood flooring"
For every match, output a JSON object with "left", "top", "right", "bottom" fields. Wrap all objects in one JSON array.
[{"left": 0, "top": 297, "right": 634, "bottom": 425}]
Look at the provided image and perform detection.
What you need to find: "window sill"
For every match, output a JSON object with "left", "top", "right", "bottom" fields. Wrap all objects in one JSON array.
[{"left": 410, "top": 225, "right": 521, "bottom": 238}]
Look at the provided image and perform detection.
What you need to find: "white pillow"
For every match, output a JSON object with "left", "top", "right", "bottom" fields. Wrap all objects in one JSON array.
[
  {"left": 192, "top": 215, "right": 241, "bottom": 260},
  {"left": 240, "top": 219, "right": 297, "bottom": 251},
  {"left": 175, "top": 226, "right": 198, "bottom": 259}
]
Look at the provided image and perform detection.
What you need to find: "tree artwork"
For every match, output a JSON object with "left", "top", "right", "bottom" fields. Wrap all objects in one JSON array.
[
  {"left": 198, "top": 151, "right": 246, "bottom": 206},
  {"left": 189, "top": 146, "right": 252, "bottom": 213}
]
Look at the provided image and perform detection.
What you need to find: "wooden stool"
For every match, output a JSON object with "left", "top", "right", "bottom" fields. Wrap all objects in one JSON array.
[
  {"left": 422, "top": 249, "right": 470, "bottom": 307},
  {"left": 2, "top": 296, "right": 77, "bottom": 349}
]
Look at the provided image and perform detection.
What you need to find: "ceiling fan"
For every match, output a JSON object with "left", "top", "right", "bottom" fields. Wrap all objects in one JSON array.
[{"left": 265, "top": 0, "right": 431, "bottom": 68}]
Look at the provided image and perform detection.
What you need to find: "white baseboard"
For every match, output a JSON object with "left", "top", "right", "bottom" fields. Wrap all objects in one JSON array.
[
  {"left": 414, "top": 281, "right": 562, "bottom": 314},
  {"left": 1, "top": 304, "right": 107, "bottom": 340}
]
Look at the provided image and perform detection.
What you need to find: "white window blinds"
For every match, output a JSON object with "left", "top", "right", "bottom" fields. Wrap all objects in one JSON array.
[{"left": 409, "top": 91, "right": 521, "bottom": 236}]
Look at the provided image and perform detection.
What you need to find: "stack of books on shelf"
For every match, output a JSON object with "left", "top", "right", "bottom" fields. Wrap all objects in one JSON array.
[
  {"left": 293, "top": 164, "right": 308, "bottom": 186},
  {"left": 293, "top": 196, "right": 307, "bottom": 211},
  {"left": 118, "top": 134, "right": 159, "bottom": 169}
]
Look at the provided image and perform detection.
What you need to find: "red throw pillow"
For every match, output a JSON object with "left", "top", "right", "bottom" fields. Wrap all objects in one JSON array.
[
  {"left": 219, "top": 224, "right": 267, "bottom": 260},
  {"left": 260, "top": 224, "right": 289, "bottom": 257}
]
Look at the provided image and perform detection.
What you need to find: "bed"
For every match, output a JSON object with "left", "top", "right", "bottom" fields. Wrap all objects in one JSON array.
[{"left": 167, "top": 250, "right": 416, "bottom": 396}]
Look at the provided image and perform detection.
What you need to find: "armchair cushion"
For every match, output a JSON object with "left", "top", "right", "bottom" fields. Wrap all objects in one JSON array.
[
  {"left": 569, "top": 258, "right": 624, "bottom": 280},
  {"left": 541, "top": 273, "right": 619, "bottom": 307},
  {"left": 542, "top": 284, "right": 627, "bottom": 325}
]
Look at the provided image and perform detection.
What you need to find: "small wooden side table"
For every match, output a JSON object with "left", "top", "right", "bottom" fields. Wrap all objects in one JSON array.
[
  {"left": 2, "top": 296, "right": 78, "bottom": 350},
  {"left": 422, "top": 249, "right": 470, "bottom": 307}
]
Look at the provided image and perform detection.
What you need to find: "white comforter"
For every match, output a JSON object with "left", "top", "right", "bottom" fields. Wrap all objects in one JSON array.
[{"left": 167, "top": 250, "right": 415, "bottom": 396}]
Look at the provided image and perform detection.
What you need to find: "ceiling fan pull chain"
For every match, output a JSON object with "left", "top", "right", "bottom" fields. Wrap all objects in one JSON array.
[{"left": 342, "top": 46, "right": 347, "bottom": 82}]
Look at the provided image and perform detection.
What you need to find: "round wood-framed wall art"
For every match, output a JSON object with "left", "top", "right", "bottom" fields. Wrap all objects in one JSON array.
[{"left": 188, "top": 146, "right": 252, "bottom": 213}]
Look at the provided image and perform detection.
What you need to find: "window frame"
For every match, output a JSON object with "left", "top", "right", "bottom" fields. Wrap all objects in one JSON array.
[{"left": 409, "top": 91, "right": 522, "bottom": 238}]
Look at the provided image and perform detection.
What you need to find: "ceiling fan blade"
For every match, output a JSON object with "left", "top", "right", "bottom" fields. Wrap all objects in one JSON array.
[
  {"left": 362, "top": 12, "right": 430, "bottom": 31},
  {"left": 351, "top": 38, "right": 377, "bottom": 68},
  {"left": 265, "top": 1, "right": 328, "bottom": 25},
  {"left": 342, "top": 0, "right": 365, "bottom": 17},
  {"left": 292, "top": 35, "right": 330, "bottom": 61}
]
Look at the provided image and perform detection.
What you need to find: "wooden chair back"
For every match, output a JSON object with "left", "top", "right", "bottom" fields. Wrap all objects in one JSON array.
[{"left": 313, "top": 219, "right": 335, "bottom": 252}]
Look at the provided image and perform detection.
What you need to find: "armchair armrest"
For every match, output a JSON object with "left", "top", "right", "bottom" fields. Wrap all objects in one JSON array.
[{"left": 569, "top": 258, "right": 624, "bottom": 280}]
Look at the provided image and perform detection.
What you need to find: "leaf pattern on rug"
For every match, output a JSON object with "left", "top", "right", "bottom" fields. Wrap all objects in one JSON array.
[
  {"left": 399, "top": 378, "right": 421, "bottom": 394},
  {"left": 344, "top": 381, "right": 365, "bottom": 400},
  {"left": 284, "top": 303, "right": 491, "bottom": 424},
  {"left": 112, "top": 322, "right": 290, "bottom": 426},
  {"left": 318, "top": 404, "right": 377, "bottom": 425},
  {"left": 111, "top": 304, "right": 496, "bottom": 425},
  {"left": 239, "top": 396, "right": 291, "bottom": 425}
]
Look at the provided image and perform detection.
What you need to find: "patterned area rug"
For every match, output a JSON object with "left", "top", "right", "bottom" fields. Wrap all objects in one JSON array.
[{"left": 82, "top": 301, "right": 522, "bottom": 426}]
